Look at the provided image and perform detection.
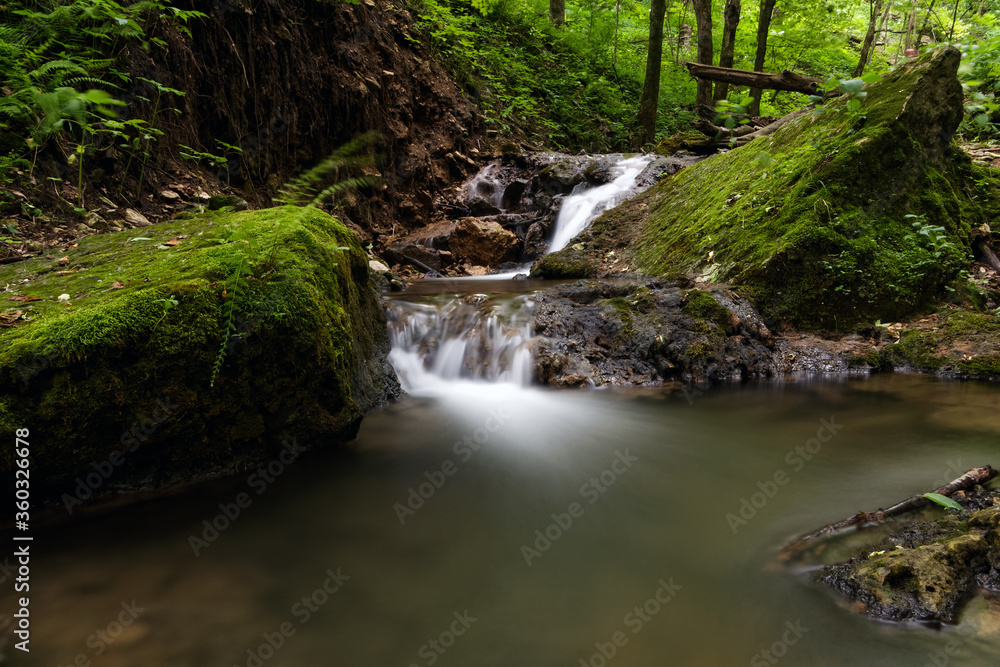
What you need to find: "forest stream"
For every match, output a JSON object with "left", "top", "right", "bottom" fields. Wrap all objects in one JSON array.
[{"left": 9, "top": 160, "right": 1000, "bottom": 667}]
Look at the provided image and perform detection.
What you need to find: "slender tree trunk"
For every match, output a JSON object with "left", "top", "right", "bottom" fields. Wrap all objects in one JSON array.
[
  {"left": 948, "top": 0, "right": 959, "bottom": 40},
  {"left": 550, "top": 0, "right": 565, "bottom": 26},
  {"left": 904, "top": 7, "right": 915, "bottom": 51},
  {"left": 692, "top": 0, "right": 714, "bottom": 105},
  {"left": 916, "top": 0, "right": 939, "bottom": 45},
  {"left": 875, "top": 0, "right": 894, "bottom": 52},
  {"left": 854, "top": 0, "right": 884, "bottom": 77},
  {"left": 639, "top": 0, "right": 668, "bottom": 146},
  {"left": 748, "top": 0, "right": 777, "bottom": 116},
  {"left": 714, "top": 0, "right": 742, "bottom": 100},
  {"left": 676, "top": 0, "right": 691, "bottom": 65}
]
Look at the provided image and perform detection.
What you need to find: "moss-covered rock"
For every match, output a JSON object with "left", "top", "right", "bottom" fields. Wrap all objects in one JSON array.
[
  {"left": 883, "top": 309, "right": 1000, "bottom": 378},
  {"left": 0, "top": 206, "right": 399, "bottom": 500},
  {"left": 532, "top": 246, "right": 596, "bottom": 278},
  {"left": 819, "top": 497, "right": 1000, "bottom": 623},
  {"left": 544, "top": 47, "right": 998, "bottom": 329}
]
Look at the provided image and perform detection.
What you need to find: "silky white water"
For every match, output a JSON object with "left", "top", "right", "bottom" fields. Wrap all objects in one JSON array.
[{"left": 547, "top": 154, "right": 654, "bottom": 253}]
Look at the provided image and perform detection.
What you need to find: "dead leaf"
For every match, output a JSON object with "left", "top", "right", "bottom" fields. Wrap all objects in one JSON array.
[
  {"left": 112, "top": 281, "right": 125, "bottom": 289},
  {"left": 55, "top": 270, "right": 78, "bottom": 276},
  {"left": 69, "top": 243, "right": 79, "bottom": 249},
  {"left": 164, "top": 237, "right": 182, "bottom": 246},
  {"left": 58, "top": 256, "right": 69, "bottom": 265},
  {"left": 9, "top": 295, "right": 41, "bottom": 302},
  {"left": 0, "top": 310, "right": 23, "bottom": 323}
]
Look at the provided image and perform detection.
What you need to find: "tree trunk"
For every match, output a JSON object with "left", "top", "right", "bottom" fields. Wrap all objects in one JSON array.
[
  {"left": 948, "top": 0, "right": 959, "bottom": 40},
  {"left": 686, "top": 62, "right": 820, "bottom": 95},
  {"left": 854, "top": 0, "right": 885, "bottom": 77},
  {"left": 748, "top": 0, "right": 777, "bottom": 116},
  {"left": 875, "top": 0, "right": 894, "bottom": 52},
  {"left": 639, "top": 0, "right": 668, "bottom": 146},
  {"left": 550, "top": 0, "right": 565, "bottom": 26},
  {"left": 714, "top": 0, "right": 742, "bottom": 100},
  {"left": 692, "top": 0, "right": 714, "bottom": 105}
]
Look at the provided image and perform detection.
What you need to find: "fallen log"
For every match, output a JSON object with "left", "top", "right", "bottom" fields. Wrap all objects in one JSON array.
[
  {"left": 685, "top": 62, "right": 821, "bottom": 96},
  {"left": 693, "top": 108, "right": 809, "bottom": 148},
  {"left": 780, "top": 465, "right": 997, "bottom": 561}
]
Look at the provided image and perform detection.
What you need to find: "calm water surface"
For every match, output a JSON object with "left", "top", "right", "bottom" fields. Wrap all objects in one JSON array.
[{"left": 7, "top": 374, "right": 1000, "bottom": 666}]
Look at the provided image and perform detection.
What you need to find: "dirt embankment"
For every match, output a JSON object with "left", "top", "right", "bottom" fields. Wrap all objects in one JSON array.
[{"left": 5, "top": 0, "right": 484, "bottom": 253}]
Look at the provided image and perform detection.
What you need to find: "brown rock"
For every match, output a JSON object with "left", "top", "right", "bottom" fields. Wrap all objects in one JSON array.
[{"left": 449, "top": 217, "right": 519, "bottom": 266}]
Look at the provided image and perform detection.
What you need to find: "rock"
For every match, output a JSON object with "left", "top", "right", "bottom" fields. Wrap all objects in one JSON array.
[
  {"left": 468, "top": 198, "right": 502, "bottom": 216},
  {"left": 584, "top": 159, "right": 616, "bottom": 185},
  {"left": 538, "top": 157, "right": 587, "bottom": 191},
  {"left": 818, "top": 494, "right": 1000, "bottom": 623},
  {"left": 0, "top": 206, "right": 399, "bottom": 499},
  {"left": 449, "top": 217, "right": 520, "bottom": 266},
  {"left": 83, "top": 211, "right": 110, "bottom": 232},
  {"left": 531, "top": 280, "right": 779, "bottom": 386},
  {"left": 464, "top": 265, "right": 489, "bottom": 276},
  {"left": 400, "top": 220, "right": 458, "bottom": 250},
  {"left": 159, "top": 190, "right": 181, "bottom": 202},
  {"left": 122, "top": 208, "right": 151, "bottom": 227},
  {"left": 539, "top": 47, "right": 996, "bottom": 329},
  {"left": 501, "top": 180, "right": 528, "bottom": 210},
  {"left": 368, "top": 259, "right": 390, "bottom": 273},
  {"left": 384, "top": 241, "right": 443, "bottom": 271},
  {"left": 208, "top": 195, "right": 248, "bottom": 211}
]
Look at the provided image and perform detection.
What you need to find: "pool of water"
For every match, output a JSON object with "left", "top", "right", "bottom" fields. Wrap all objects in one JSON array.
[{"left": 7, "top": 374, "right": 1000, "bottom": 666}]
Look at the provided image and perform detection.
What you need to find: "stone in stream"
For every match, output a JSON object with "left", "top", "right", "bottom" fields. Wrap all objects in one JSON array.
[
  {"left": 534, "top": 46, "right": 1000, "bottom": 329},
  {"left": 0, "top": 206, "right": 399, "bottom": 500},
  {"left": 817, "top": 488, "right": 1000, "bottom": 624},
  {"left": 448, "top": 217, "right": 520, "bottom": 266}
]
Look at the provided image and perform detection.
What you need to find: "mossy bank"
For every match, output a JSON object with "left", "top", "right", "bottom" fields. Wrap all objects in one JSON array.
[
  {"left": 0, "top": 206, "right": 399, "bottom": 501},
  {"left": 536, "top": 47, "right": 1000, "bottom": 330}
]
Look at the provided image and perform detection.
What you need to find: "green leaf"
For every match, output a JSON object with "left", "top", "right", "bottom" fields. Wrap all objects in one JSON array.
[
  {"left": 860, "top": 72, "right": 882, "bottom": 83},
  {"left": 923, "top": 493, "right": 963, "bottom": 511}
]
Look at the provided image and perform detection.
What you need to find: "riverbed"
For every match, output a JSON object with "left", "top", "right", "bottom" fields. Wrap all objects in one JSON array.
[{"left": 9, "top": 374, "right": 1000, "bottom": 666}]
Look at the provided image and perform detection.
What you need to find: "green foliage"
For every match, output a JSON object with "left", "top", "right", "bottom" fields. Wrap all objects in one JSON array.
[
  {"left": 275, "top": 131, "right": 381, "bottom": 208},
  {"left": 923, "top": 492, "right": 963, "bottom": 511}
]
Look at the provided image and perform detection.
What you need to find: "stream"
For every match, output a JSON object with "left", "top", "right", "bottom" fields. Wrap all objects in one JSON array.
[{"left": 8, "top": 157, "right": 1000, "bottom": 666}]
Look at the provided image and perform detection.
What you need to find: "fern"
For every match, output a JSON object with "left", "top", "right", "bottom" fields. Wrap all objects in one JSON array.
[{"left": 275, "top": 131, "right": 382, "bottom": 207}]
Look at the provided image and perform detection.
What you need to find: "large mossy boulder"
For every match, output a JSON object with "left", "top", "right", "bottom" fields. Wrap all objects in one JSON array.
[
  {"left": 537, "top": 47, "right": 1000, "bottom": 328},
  {"left": 0, "top": 206, "right": 399, "bottom": 499}
]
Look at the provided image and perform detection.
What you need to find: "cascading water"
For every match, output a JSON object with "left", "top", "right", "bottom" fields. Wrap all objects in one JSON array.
[
  {"left": 386, "top": 294, "right": 534, "bottom": 394},
  {"left": 386, "top": 153, "right": 657, "bottom": 392},
  {"left": 547, "top": 154, "right": 654, "bottom": 253}
]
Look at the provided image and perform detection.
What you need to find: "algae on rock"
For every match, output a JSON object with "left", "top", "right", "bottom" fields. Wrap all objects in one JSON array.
[
  {"left": 537, "top": 46, "right": 996, "bottom": 329},
  {"left": 0, "top": 206, "right": 399, "bottom": 499}
]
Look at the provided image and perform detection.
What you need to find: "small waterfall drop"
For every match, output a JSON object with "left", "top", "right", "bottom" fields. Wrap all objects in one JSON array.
[
  {"left": 386, "top": 152, "right": 658, "bottom": 392},
  {"left": 547, "top": 154, "right": 653, "bottom": 253},
  {"left": 386, "top": 294, "right": 534, "bottom": 394}
]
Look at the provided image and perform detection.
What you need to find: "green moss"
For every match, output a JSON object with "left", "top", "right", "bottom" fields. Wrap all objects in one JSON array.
[
  {"left": 0, "top": 205, "right": 396, "bottom": 497},
  {"left": 883, "top": 309, "right": 1000, "bottom": 377},
  {"left": 681, "top": 289, "right": 734, "bottom": 335},
  {"left": 532, "top": 248, "right": 595, "bottom": 278},
  {"left": 582, "top": 47, "right": 992, "bottom": 329},
  {"left": 653, "top": 132, "right": 708, "bottom": 156}
]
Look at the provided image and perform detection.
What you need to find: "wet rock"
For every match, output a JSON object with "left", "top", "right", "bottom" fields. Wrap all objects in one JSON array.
[
  {"left": 468, "top": 198, "right": 501, "bottom": 216},
  {"left": 531, "top": 280, "right": 779, "bottom": 386},
  {"left": 501, "top": 180, "right": 528, "bottom": 210},
  {"left": 538, "top": 157, "right": 587, "bottom": 192},
  {"left": 401, "top": 220, "right": 458, "bottom": 250},
  {"left": 384, "top": 241, "right": 443, "bottom": 271},
  {"left": 818, "top": 494, "right": 1000, "bottom": 624},
  {"left": 368, "top": 259, "right": 390, "bottom": 273},
  {"left": 449, "top": 218, "right": 520, "bottom": 266},
  {"left": 584, "top": 159, "right": 616, "bottom": 185}
]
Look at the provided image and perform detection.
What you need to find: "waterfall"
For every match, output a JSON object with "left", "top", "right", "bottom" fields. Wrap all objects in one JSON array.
[
  {"left": 386, "top": 294, "right": 534, "bottom": 394},
  {"left": 547, "top": 154, "right": 653, "bottom": 253},
  {"left": 386, "top": 153, "right": 658, "bottom": 391}
]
